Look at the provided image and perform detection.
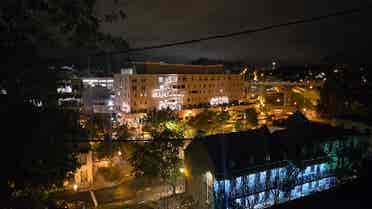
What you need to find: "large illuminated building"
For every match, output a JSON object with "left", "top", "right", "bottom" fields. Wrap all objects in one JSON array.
[
  {"left": 114, "top": 62, "right": 245, "bottom": 113},
  {"left": 184, "top": 113, "right": 368, "bottom": 209}
]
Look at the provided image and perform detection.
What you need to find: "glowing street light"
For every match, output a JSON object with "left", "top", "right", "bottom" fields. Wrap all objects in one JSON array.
[
  {"left": 118, "top": 150, "right": 122, "bottom": 156},
  {"left": 73, "top": 184, "right": 78, "bottom": 192},
  {"left": 179, "top": 168, "right": 185, "bottom": 173}
]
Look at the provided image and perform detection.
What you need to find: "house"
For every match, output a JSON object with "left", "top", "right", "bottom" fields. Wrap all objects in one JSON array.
[{"left": 184, "top": 114, "right": 368, "bottom": 209}]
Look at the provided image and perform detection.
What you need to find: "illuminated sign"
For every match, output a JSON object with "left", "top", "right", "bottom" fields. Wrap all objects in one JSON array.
[
  {"left": 82, "top": 78, "right": 114, "bottom": 88},
  {"left": 158, "top": 75, "right": 177, "bottom": 83},
  {"left": 121, "top": 102, "right": 130, "bottom": 113},
  {"left": 152, "top": 75, "right": 184, "bottom": 110},
  {"left": 210, "top": 96, "right": 229, "bottom": 106},
  {"left": 57, "top": 86, "right": 72, "bottom": 93},
  {"left": 159, "top": 99, "right": 182, "bottom": 110}
]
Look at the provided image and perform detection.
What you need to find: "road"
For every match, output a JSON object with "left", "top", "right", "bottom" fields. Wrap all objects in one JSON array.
[{"left": 53, "top": 177, "right": 185, "bottom": 208}]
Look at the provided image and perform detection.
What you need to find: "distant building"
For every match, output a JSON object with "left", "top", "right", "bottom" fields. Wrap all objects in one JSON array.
[
  {"left": 56, "top": 69, "right": 83, "bottom": 109},
  {"left": 81, "top": 77, "right": 114, "bottom": 114},
  {"left": 114, "top": 62, "right": 245, "bottom": 113},
  {"left": 82, "top": 77, "right": 114, "bottom": 90},
  {"left": 184, "top": 114, "right": 368, "bottom": 209}
]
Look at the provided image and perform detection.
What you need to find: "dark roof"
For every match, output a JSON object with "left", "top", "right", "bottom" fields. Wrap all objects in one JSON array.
[
  {"left": 285, "top": 111, "right": 310, "bottom": 127},
  {"left": 185, "top": 117, "right": 363, "bottom": 179},
  {"left": 186, "top": 127, "right": 273, "bottom": 178},
  {"left": 133, "top": 62, "right": 226, "bottom": 74},
  {"left": 273, "top": 122, "right": 359, "bottom": 145}
]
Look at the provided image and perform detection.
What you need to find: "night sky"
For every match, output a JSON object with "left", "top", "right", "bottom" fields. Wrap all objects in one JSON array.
[{"left": 97, "top": 0, "right": 372, "bottom": 65}]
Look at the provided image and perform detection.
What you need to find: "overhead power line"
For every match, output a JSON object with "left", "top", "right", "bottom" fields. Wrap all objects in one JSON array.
[
  {"left": 65, "top": 139, "right": 192, "bottom": 143},
  {"left": 95, "top": 4, "right": 371, "bottom": 57}
]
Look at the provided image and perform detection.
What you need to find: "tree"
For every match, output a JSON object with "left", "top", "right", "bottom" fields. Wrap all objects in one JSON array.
[
  {"left": 187, "top": 110, "right": 230, "bottom": 135},
  {"left": 93, "top": 123, "right": 134, "bottom": 159},
  {"left": 85, "top": 114, "right": 112, "bottom": 139},
  {"left": 129, "top": 128, "right": 185, "bottom": 195},
  {"left": 143, "top": 109, "right": 179, "bottom": 133},
  {"left": 114, "top": 124, "right": 133, "bottom": 141},
  {"left": 244, "top": 108, "right": 258, "bottom": 127},
  {"left": 234, "top": 119, "right": 245, "bottom": 131},
  {"left": 1, "top": 103, "right": 88, "bottom": 207},
  {"left": 0, "top": 0, "right": 127, "bottom": 207}
]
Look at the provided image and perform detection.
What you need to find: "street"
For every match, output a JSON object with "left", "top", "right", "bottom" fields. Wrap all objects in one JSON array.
[{"left": 53, "top": 177, "right": 185, "bottom": 208}]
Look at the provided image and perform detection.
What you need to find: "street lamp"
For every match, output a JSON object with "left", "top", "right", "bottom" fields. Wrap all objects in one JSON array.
[
  {"left": 73, "top": 184, "right": 78, "bottom": 192},
  {"left": 179, "top": 168, "right": 185, "bottom": 173}
]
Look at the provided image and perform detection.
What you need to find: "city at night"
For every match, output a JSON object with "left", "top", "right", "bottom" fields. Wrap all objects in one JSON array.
[{"left": 2, "top": 1, "right": 372, "bottom": 209}]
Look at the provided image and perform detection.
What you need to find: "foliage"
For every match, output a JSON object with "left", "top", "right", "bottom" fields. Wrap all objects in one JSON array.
[
  {"left": 114, "top": 124, "right": 133, "bottom": 140},
  {"left": 85, "top": 114, "right": 112, "bottom": 139},
  {"left": 187, "top": 110, "right": 230, "bottom": 134},
  {"left": 129, "top": 128, "right": 185, "bottom": 194},
  {"left": 244, "top": 108, "right": 258, "bottom": 127},
  {"left": 234, "top": 119, "right": 245, "bottom": 131},
  {"left": 0, "top": 0, "right": 128, "bottom": 207},
  {"left": 318, "top": 66, "right": 372, "bottom": 119},
  {"left": 93, "top": 124, "right": 133, "bottom": 159},
  {"left": 1, "top": 103, "right": 87, "bottom": 204},
  {"left": 143, "top": 109, "right": 179, "bottom": 132}
]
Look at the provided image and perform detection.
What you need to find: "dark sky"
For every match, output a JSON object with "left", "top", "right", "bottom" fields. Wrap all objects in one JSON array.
[{"left": 96, "top": 0, "right": 372, "bottom": 65}]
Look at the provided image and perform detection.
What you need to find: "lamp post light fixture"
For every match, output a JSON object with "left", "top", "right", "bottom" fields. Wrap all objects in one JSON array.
[
  {"left": 179, "top": 168, "right": 185, "bottom": 174},
  {"left": 73, "top": 184, "right": 78, "bottom": 192}
]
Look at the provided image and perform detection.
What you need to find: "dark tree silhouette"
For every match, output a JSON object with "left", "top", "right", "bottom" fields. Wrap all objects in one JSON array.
[{"left": 0, "top": 0, "right": 128, "bottom": 207}]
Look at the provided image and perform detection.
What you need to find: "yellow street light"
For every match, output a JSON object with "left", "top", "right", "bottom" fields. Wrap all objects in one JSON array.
[
  {"left": 73, "top": 184, "right": 78, "bottom": 192},
  {"left": 118, "top": 150, "right": 122, "bottom": 156},
  {"left": 179, "top": 168, "right": 185, "bottom": 173}
]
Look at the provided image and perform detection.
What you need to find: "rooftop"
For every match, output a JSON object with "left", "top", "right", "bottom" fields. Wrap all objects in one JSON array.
[
  {"left": 130, "top": 62, "right": 228, "bottom": 74},
  {"left": 185, "top": 113, "right": 363, "bottom": 179}
]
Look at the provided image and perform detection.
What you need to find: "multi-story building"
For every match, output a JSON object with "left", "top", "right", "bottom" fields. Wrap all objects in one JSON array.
[
  {"left": 81, "top": 77, "right": 115, "bottom": 114},
  {"left": 184, "top": 113, "right": 369, "bottom": 209},
  {"left": 114, "top": 62, "right": 245, "bottom": 113},
  {"left": 55, "top": 68, "right": 83, "bottom": 109},
  {"left": 82, "top": 77, "right": 114, "bottom": 90}
]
